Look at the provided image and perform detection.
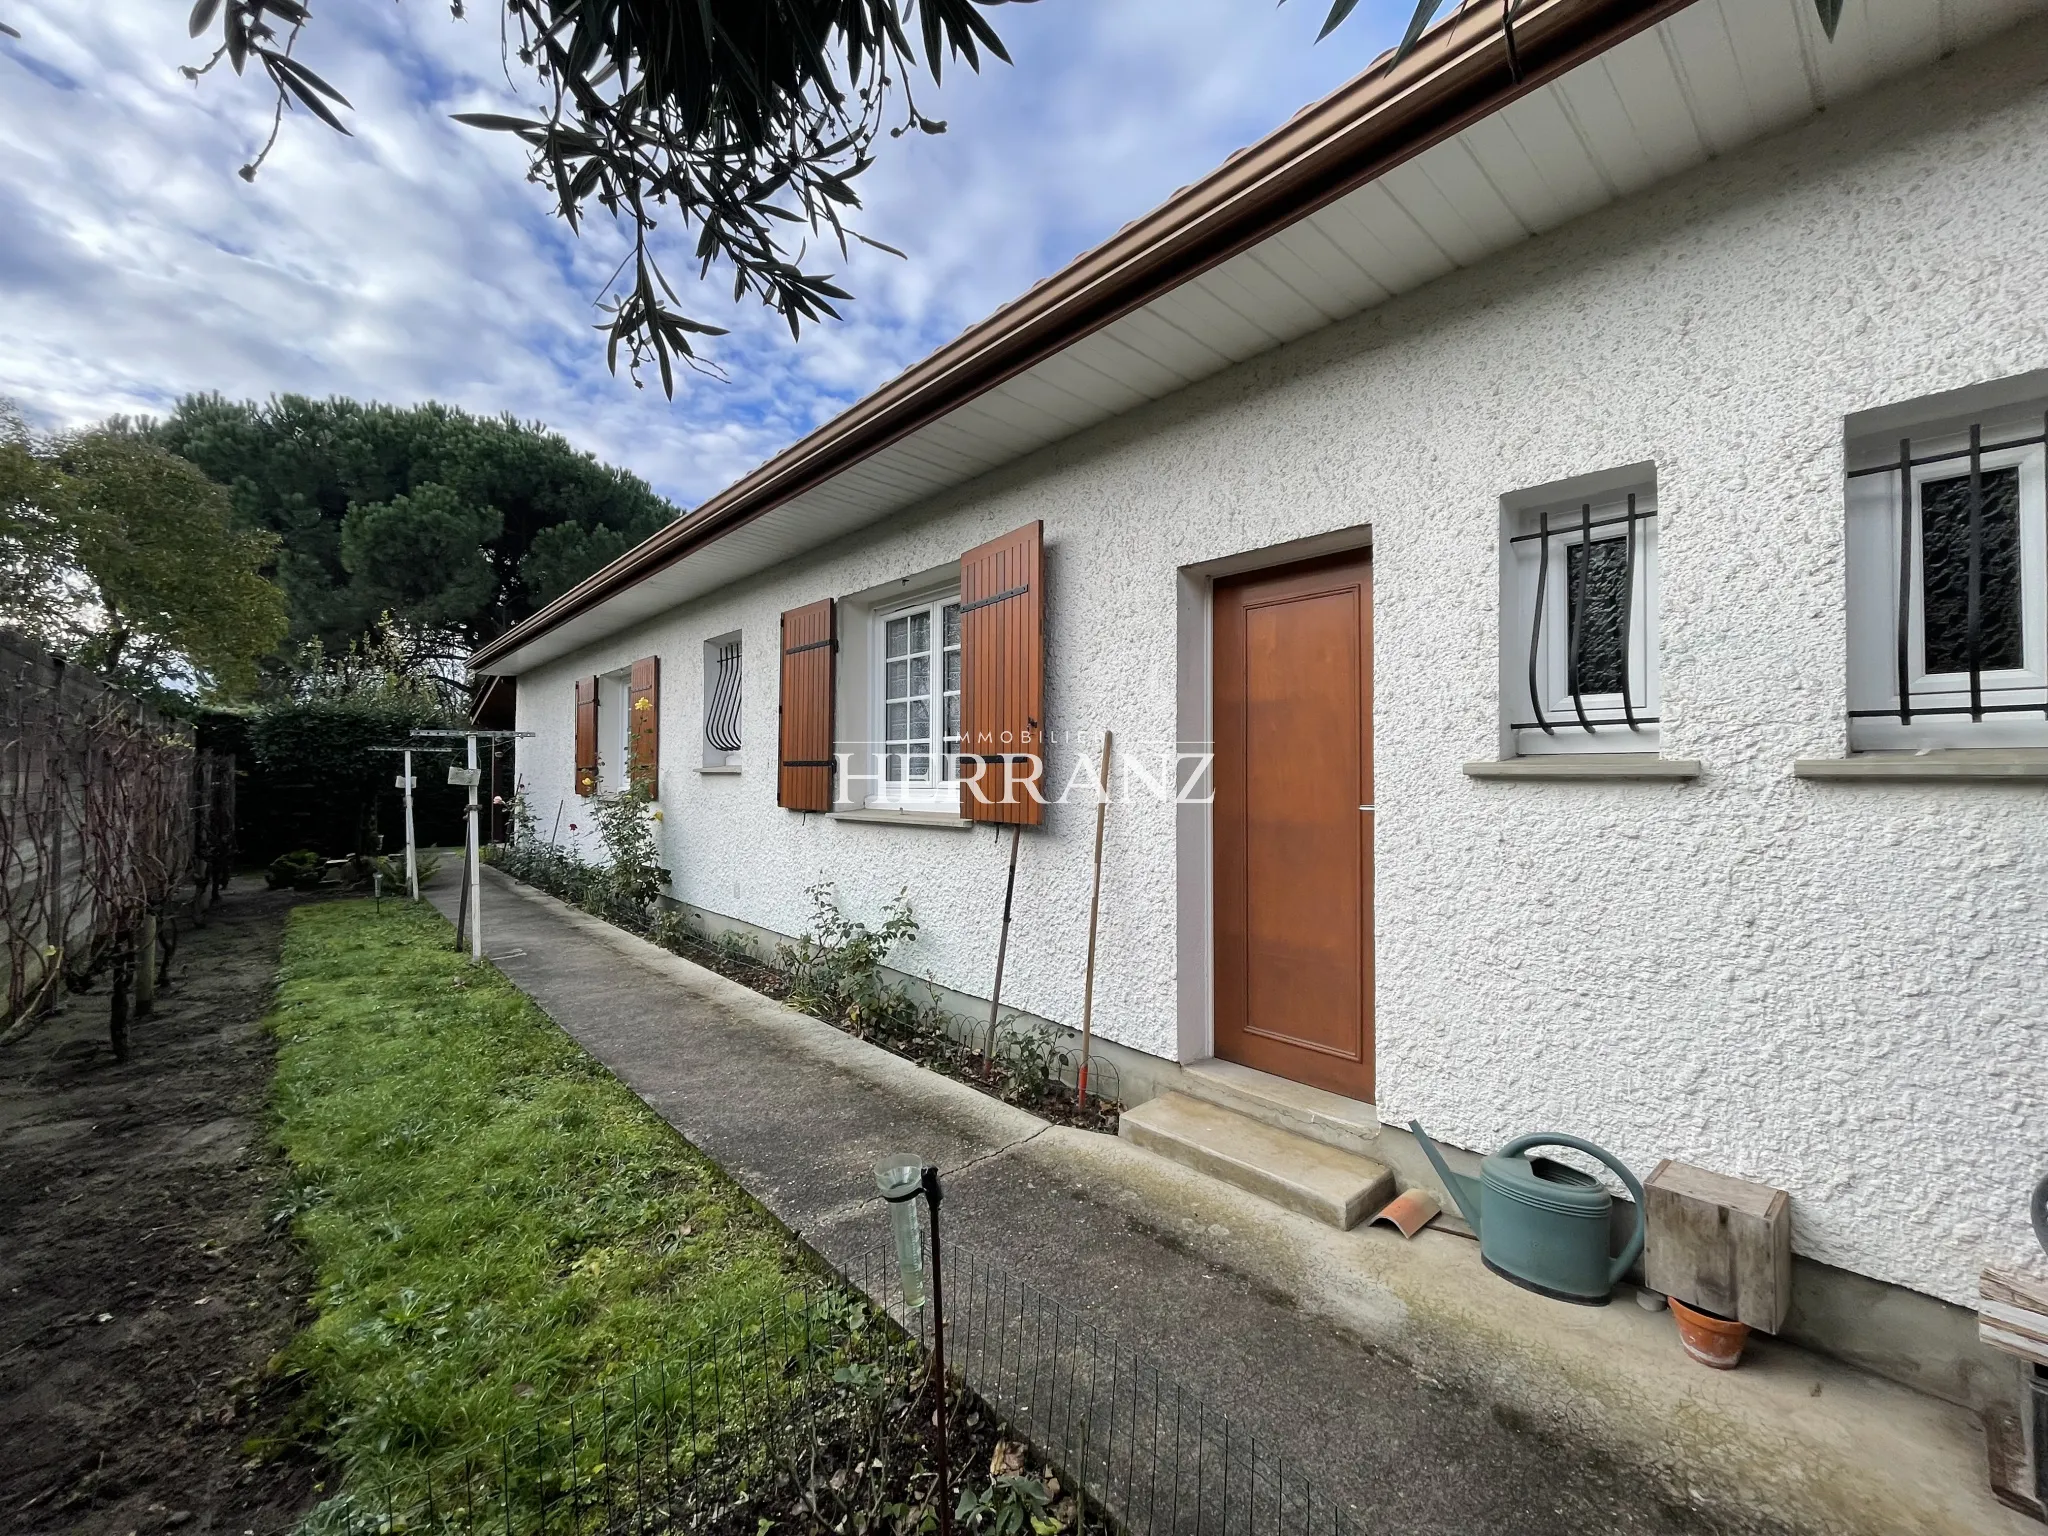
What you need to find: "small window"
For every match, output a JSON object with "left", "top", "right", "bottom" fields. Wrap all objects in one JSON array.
[
  {"left": 1502, "top": 477, "right": 1661, "bottom": 755},
  {"left": 1846, "top": 407, "right": 2048, "bottom": 749},
  {"left": 598, "top": 667, "right": 633, "bottom": 791},
  {"left": 872, "top": 592, "right": 961, "bottom": 809},
  {"left": 702, "top": 631, "right": 742, "bottom": 769}
]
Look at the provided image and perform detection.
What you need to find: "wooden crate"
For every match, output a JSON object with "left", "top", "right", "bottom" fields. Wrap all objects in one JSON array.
[
  {"left": 1644, "top": 1159, "right": 1792, "bottom": 1335},
  {"left": 1980, "top": 1268, "right": 2048, "bottom": 1368}
]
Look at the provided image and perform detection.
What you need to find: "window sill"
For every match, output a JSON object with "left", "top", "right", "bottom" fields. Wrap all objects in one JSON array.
[
  {"left": 832, "top": 807, "right": 975, "bottom": 829},
  {"left": 696, "top": 765, "right": 742, "bottom": 776},
  {"left": 1463, "top": 754, "right": 1702, "bottom": 782},
  {"left": 1793, "top": 750, "right": 2048, "bottom": 782}
]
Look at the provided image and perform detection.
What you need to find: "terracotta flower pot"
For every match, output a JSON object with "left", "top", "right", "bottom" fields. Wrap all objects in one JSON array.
[{"left": 1669, "top": 1297, "right": 1751, "bottom": 1370}]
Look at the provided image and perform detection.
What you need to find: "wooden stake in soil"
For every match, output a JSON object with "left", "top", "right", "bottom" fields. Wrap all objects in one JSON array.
[
  {"left": 135, "top": 910, "right": 159, "bottom": 1017},
  {"left": 1078, "top": 731, "right": 1112, "bottom": 1103},
  {"left": 108, "top": 937, "right": 133, "bottom": 1061},
  {"left": 981, "top": 822, "right": 1023, "bottom": 1069},
  {"left": 453, "top": 835, "right": 472, "bottom": 953}
]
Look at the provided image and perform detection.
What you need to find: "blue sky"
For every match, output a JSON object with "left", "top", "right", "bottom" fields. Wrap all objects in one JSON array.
[{"left": 0, "top": 2, "right": 1414, "bottom": 506}]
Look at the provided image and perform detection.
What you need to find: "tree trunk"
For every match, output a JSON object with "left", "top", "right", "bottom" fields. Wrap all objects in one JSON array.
[{"left": 95, "top": 596, "right": 129, "bottom": 676}]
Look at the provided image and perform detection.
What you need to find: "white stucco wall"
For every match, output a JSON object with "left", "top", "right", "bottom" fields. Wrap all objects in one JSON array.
[{"left": 514, "top": 22, "right": 2048, "bottom": 1307}]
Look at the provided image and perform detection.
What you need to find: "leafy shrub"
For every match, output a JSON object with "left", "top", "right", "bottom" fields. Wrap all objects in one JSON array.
[
  {"left": 485, "top": 836, "right": 594, "bottom": 907},
  {"left": 366, "top": 850, "right": 441, "bottom": 890},
  {"left": 713, "top": 928, "right": 760, "bottom": 967},
  {"left": 208, "top": 686, "right": 468, "bottom": 862},
  {"left": 488, "top": 787, "right": 664, "bottom": 931},
  {"left": 266, "top": 848, "right": 327, "bottom": 889},
  {"left": 994, "top": 1020, "right": 1075, "bottom": 1103},
  {"left": 957, "top": 1445, "right": 1070, "bottom": 1536},
  {"left": 649, "top": 907, "right": 702, "bottom": 953},
  {"left": 584, "top": 786, "right": 666, "bottom": 929},
  {"left": 777, "top": 884, "right": 930, "bottom": 1044}
]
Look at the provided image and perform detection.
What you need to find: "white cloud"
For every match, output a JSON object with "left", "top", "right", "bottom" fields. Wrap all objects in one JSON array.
[{"left": 0, "top": 1, "right": 1411, "bottom": 506}]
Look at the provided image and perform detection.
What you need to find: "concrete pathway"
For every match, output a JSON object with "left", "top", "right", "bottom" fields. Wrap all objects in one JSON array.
[{"left": 431, "top": 869, "right": 2026, "bottom": 1536}]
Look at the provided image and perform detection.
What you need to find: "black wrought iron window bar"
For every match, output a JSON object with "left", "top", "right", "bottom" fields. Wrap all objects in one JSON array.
[
  {"left": 706, "top": 641, "right": 743, "bottom": 753},
  {"left": 1511, "top": 495, "right": 1657, "bottom": 735},
  {"left": 1847, "top": 417, "right": 2048, "bottom": 725}
]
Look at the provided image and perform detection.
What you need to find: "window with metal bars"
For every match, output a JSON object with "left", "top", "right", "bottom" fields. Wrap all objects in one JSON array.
[
  {"left": 1503, "top": 483, "right": 1661, "bottom": 755},
  {"left": 702, "top": 633, "right": 743, "bottom": 767},
  {"left": 1845, "top": 409, "right": 2048, "bottom": 750}
]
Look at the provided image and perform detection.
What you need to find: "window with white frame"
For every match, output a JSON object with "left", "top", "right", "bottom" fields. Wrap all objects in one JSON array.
[
  {"left": 871, "top": 592, "right": 962, "bottom": 808},
  {"left": 598, "top": 666, "right": 633, "bottom": 790},
  {"left": 1502, "top": 477, "right": 1661, "bottom": 755},
  {"left": 1845, "top": 405, "right": 2048, "bottom": 750}
]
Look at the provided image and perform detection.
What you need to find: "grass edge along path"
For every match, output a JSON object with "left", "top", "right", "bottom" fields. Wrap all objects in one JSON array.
[{"left": 264, "top": 899, "right": 821, "bottom": 1523}]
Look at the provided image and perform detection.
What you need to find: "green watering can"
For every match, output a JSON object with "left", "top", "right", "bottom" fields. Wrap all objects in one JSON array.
[{"left": 1411, "top": 1121, "right": 1645, "bottom": 1307}]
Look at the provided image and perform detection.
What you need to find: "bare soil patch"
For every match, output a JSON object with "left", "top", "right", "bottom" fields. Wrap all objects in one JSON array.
[{"left": 0, "top": 882, "right": 319, "bottom": 1535}]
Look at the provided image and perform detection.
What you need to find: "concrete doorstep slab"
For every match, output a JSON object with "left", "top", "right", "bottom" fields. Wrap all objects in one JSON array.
[
  {"left": 429, "top": 868, "right": 2035, "bottom": 1536},
  {"left": 1177, "top": 1056, "right": 1386, "bottom": 1159},
  {"left": 1120, "top": 1091, "right": 1394, "bottom": 1229}
]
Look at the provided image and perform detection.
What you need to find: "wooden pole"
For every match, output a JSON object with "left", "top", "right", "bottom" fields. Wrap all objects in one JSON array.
[
  {"left": 981, "top": 822, "right": 1023, "bottom": 1068},
  {"left": 400, "top": 748, "right": 419, "bottom": 900},
  {"left": 108, "top": 939, "right": 132, "bottom": 1061},
  {"left": 1078, "top": 730, "right": 1112, "bottom": 1103},
  {"left": 465, "top": 733, "right": 483, "bottom": 962},
  {"left": 134, "top": 910, "right": 159, "bottom": 1017},
  {"left": 454, "top": 835, "right": 471, "bottom": 951}
]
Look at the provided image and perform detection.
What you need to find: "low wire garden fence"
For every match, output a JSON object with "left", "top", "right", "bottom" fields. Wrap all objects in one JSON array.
[{"left": 317, "top": 1240, "right": 1363, "bottom": 1536}]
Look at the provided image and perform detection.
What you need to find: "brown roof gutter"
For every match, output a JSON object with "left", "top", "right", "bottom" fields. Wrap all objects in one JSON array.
[{"left": 472, "top": 0, "right": 1696, "bottom": 673}]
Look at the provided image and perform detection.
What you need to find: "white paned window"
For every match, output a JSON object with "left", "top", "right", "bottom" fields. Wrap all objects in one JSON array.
[
  {"left": 599, "top": 667, "right": 632, "bottom": 791},
  {"left": 872, "top": 593, "right": 962, "bottom": 808},
  {"left": 1503, "top": 483, "right": 1661, "bottom": 756},
  {"left": 1846, "top": 411, "right": 2048, "bottom": 750}
]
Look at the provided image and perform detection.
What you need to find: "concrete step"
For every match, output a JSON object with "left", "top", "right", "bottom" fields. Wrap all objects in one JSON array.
[
  {"left": 1120, "top": 1092, "right": 1395, "bottom": 1230},
  {"left": 1177, "top": 1058, "right": 1384, "bottom": 1160}
]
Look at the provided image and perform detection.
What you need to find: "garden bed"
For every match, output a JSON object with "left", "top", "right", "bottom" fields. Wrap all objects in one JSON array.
[
  {"left": 662, "top": 922, "right": 1123, "bottom": 1135},
  {"left": 0, "top": 882, "right": 320, "bottom": 1534},
  {"left": 485, "top": 838, "right": 1121, "bottom": 1135}
]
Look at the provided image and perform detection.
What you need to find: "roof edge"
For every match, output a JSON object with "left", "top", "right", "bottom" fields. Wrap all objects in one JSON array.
[{"left": 473, "top": 0, "right": 1694, "bottom": 674}]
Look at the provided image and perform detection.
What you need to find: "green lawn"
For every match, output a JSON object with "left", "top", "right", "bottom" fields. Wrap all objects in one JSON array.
[{"left": 265, "top": 899, "right": 815, "bottom": 1505}]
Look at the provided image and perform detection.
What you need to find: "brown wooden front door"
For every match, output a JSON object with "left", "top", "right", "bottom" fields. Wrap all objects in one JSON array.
[{"left": 1213, "top": 554, "right": 1374, "bottom": 1100}]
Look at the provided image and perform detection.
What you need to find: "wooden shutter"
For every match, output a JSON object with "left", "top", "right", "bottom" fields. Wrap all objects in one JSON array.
[
  {"left": 574, "top": 675, "right": 599, "bottom": 796},
  {"left": 627, "top": 656, "right": 659, "bottom": 799},
  {"left": 778, "top": 599, "right": 836, "bottom": 811},
  {"left": 959, "top": 520, "right": 1045, "bottom": 826}
]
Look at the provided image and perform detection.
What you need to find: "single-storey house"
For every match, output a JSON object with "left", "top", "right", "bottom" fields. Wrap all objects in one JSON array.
[{"left": 471, "top": 0, "right": 2048, "bottom": 1510}]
